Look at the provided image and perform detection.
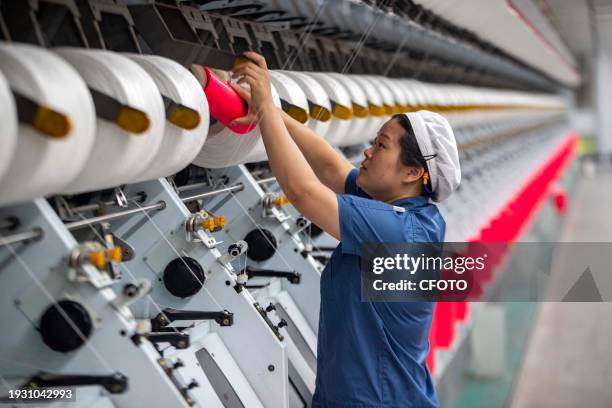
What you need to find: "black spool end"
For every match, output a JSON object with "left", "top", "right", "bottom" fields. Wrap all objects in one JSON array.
[
  {"left": 39, "top": 300, "right": 93, "bottom": 353},
  {"left": 244, "top": 229, "right": 277, "bottom": 261},
  {"left": 163, "top": 256, "right": 206, "bottom": 298}
]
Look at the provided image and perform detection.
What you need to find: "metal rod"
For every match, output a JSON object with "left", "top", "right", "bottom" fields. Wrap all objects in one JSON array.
[
  {"left": 181, "top": 184, "right": 244, "bottom": 203},
  {"left": 176, "top": 181, "right": 211, "bottom": 193},
  {"left": 0, "top": 228, "right": 44, "bottom": 247},
  {"left": 70, "top": 192, "right": 147, "bottom": 213},
  {"left": 65, "top": 202, "right": 166, "bottom": 231},
  {"left": 0, "top": 217, "right": 19, "bottom": 230},
  {"left": 256, "top": 177, "right": 276, "bottom": 185}
]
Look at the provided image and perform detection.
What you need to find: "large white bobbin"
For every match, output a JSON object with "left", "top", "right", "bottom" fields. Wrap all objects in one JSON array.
[
  {"left": 127, "top": 54, "right": 210, "bottom": 180},
  {"left": 302, "top": 72, "right": 354, "bottom": 147},
  {"left": 279, "top": 70, "right": 333, "bottom": 141},
  {"left": 326, "top": 73, "right": 371, "bottom": 146},
  {"left": 56, "top": 48, "right": 165, "bottom": 194},
  {"left": 0, "top": 42, "right": 96, "bottom": 205},
  {"left": 348, "top": 75, "right": 387, "bottom": 144}
]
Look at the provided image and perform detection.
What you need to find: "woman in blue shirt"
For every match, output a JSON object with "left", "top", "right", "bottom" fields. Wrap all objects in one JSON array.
[{"left": 231, "top": 52, "right": 461, "bottom": 407}]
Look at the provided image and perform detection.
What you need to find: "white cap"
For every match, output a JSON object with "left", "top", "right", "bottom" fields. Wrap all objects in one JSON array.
[{"left": 405, "top": 111, "right": 461, "bottom": 202}]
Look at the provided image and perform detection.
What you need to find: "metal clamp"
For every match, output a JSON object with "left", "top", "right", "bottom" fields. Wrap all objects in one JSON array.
[
  {"left": 112, "top": 279, "right": 152, "bottom": 310},
  {"left": 218, "top": 240, "right": 248, "bottom": 265}
]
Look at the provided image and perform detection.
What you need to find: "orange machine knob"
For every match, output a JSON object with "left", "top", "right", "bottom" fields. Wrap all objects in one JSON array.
[
  {"left": 107, "top": 247, "right": 123, "bottom": 263},
  {"left": 88, "top": 250, "right": 107, "bottom": 269}
]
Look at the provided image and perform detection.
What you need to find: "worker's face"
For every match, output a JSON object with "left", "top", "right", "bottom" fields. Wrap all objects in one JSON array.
[{"left": 357, "top": 118, "right": 421, "bottom": 200}]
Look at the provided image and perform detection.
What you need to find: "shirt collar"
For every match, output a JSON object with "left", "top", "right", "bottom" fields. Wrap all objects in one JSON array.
[{"left": 391, "top": 195, "right": 430, "bottom": 209}]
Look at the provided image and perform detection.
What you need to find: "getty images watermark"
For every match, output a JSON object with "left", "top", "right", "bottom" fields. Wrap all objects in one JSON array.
[{"left": 361, "top": 242, "right": 612, "bottom": 302}]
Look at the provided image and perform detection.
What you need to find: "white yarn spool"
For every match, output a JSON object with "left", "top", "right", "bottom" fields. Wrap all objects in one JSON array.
[
  {"left": 126, "top": 54, "right": 209, "bottom": 180},
  {"left": 400, "top": 80, "right": 420, "bottom": 108},
  {"left": 269, "top": 71, "right": 309, "bottom": 123},
  {"left": 303, "top": 72, "right": 353, "bottom": 147},
  {"left": 379, "top": 77, "right": 407, "bottom": 114},
  {"left": 364, "top": 75, "right": 395, "bottom": 116},
  {"left": 349, "top": 75, "right": 386, "bottom": 144},
  {"left": 0, "top": 69, "right": 18, "bottom": 187},
  {"left": 0, "top": 42, "right": 95, "bottom": 206},
  {"left": 278, "top": 71, "right": 332, "bottom": 141},
  {"left": 192, "top": 116, "right": 261, "bottom": 169},
  {"left": 411, "top": 81, "right": 429, "bottom": 107},
  {"left": 435, "top": 84, "right": 458, "bottom": 126},
  {"left": 326, "top": 73, "right": 370, "bottom": 146},
  {"left": 55, "top": 48, "right": 165, "bottom": 194}
]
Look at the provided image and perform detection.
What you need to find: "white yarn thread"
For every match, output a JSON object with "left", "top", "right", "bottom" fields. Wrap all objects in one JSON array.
[
  {"left": 0, "top": 42, "right": 95, "bottom": 206},
  {"left": 304, "top": 73, "right": 353, "bottom": 147},
  {"left": 55, "top": 48, "right": 165, "bottom": 194},
  {"left": 278, "top": 70, "right": 332, "bottom": 141},
  {"left": 126, "top": 54, "right": 209, "bottom": 180},
  {"left": 0, "top": 69, "right": 18, "bottom": 186},
  {"left": 326, "top": 73, "right": 370, "bottom": 146}
]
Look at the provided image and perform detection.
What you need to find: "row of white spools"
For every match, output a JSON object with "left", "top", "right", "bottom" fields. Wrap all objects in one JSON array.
[
  {"left": 0, "top": 42, "right": 565, "bottom": 207},
  {"left": 0, "top": 42, "right": 209, "bottom": 207}
]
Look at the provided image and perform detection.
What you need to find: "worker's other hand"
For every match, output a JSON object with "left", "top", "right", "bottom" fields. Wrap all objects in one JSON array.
[{"left": 230, "top": 51, "right": 274, "bottom": 125}]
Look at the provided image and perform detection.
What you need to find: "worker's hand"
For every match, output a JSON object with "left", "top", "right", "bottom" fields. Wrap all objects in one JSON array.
[
  {"left": 229, "top": 83, "right": 257, "bottom": 127},
  {"left": 230, "top": 51, "right": 275, "bottom": 125}
]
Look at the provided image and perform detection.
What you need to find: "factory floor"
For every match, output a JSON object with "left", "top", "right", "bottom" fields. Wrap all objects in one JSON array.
[{"left": 510, "top": 163, "right": 612, "bottom": 407}]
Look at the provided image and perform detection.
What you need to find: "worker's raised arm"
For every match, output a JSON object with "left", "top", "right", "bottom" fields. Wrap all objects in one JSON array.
[
  {"left": 230, "top": 82, "right": 353, "bottom": 194},
  {"left": 278, "top": 109, "right": 353, "bottom": 194},
  {"left": 230, "top": 52, "right": 340, "bottom": 239}
]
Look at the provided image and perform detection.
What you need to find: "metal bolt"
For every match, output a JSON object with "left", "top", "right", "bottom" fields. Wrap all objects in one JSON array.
[{"left": 123, "top": 283, "right": 138, "bottom": 297}]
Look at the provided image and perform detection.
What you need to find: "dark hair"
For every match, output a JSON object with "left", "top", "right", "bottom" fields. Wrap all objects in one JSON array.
[
  {"left": 392, "top": 114, "right": 427, "bottom": 169},
  {"left": 391, "top": 114, "right": 431, "bottom": 195}
]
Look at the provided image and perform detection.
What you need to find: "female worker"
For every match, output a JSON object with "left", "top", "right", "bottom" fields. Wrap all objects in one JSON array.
[{"left": 231, "top": 52, "right": 461, "bottom": 407}]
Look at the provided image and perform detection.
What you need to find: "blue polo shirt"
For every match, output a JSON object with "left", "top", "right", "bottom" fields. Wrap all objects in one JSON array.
[{"left": 312, "top": 169, "right": 444, "bottom": 407}]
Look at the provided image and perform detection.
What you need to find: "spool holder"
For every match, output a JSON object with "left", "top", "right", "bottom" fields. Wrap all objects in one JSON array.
[
  {"left": 244, "top": 22, "right": 282, "bottom": 69},
  {"left": 80, "top": 0, "right": 141, "bottom": 52},
  {"left": 0, "top": 0, "right": 559, "bottom": 89},
  {"left": 273, "top": 29, "right": 307, "bottom": 70},
  {"left": 197, "top": 0, "right": 264, "bottom": 16},
  {"left": 233, "top": 6, "right": 288, "bottom": 23},
  {"left": 318, "top": 37, "right": 343, "bottom": 72},
  {"left": 301, "top": 37, "right": 327, "bottom": 72},
  {"left": 128, "top": 2, "right": 252, "bottom": 68},
  {"left": 0, "top": 0, "right": 87, "bottom": 47},
  {"left": 212, "top": 13, "right": 253, "bottom": 55},
  {"left": 129, "top": 2, "right": 221, "bottom": 67}
]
